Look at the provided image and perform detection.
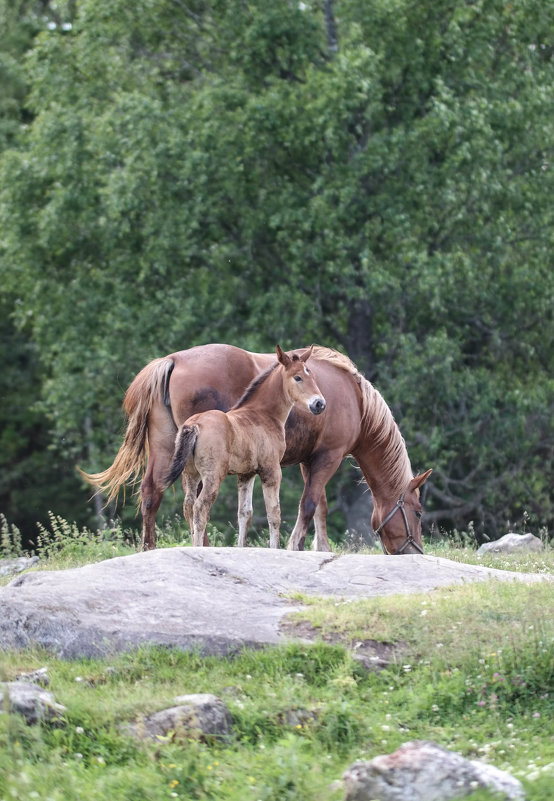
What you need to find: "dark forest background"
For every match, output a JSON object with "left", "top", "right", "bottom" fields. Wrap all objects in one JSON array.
[{"left": 0, "top": 0, "right": 552, "bottom": 547}]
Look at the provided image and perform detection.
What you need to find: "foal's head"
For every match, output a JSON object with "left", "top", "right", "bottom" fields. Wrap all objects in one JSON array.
[{"left": 276, "top": 345, "right": 326, "bottom": 415}]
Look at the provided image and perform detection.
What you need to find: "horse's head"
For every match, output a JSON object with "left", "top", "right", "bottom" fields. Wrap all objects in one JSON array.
[
  {"left": 276, "top": 345, "right": 326, "bottom": 415},
  {"left": 371, "top": 469, "right": 433, "bottom": 555}
]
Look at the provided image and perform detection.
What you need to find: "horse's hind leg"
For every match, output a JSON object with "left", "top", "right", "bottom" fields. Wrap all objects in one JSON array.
[
  {"left": 140, "top": 402, "right": 177, "bottom": 550},
  {"left": 237, "top": 475, "right": 256, "bottom": 547}
]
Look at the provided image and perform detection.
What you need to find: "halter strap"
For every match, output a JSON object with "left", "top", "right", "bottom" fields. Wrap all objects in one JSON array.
[{"left": 373, "top": 493, "right": 424, "bottom": 555}]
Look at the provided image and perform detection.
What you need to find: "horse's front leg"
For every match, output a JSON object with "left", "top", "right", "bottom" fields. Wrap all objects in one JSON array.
[
  {"left": 260, "top": 466, "right": 282, "bottom": 549},
  {"left": 287, "top": 450, "right": 343, "bottom": 551},
  {"left": 237, "top": 474, "right": 256, "bottom": 547},
  {"left": 299, "top": 463, "right": 330, "bottom": 552}
]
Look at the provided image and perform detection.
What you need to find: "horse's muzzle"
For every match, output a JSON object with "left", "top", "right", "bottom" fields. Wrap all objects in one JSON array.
[
  {"left": 309, "top": 397, "right": 326, "bottom": 415},
  {"left": 393, "top": 542, "right": 423, "bottom": 555}
]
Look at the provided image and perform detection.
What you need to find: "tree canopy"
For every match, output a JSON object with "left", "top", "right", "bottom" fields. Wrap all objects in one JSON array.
[{"left": 1, "top": 0, "right": 552, "bottom": 542}]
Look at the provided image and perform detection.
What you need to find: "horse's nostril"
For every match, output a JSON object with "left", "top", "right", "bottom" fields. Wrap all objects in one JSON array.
[{"left": 310, "top": 398, "right": 326, "bottom": 415}]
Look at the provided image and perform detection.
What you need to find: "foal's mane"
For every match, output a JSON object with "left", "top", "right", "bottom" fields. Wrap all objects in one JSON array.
[
  {"left": 311, "top": 346, "right": 413, "bottom": 493},
  {"left": 232, "top": 362, "right": 279, "bottom": 410}
]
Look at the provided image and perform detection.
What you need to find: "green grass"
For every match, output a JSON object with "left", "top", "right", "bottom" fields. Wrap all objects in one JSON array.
[
  {"left": 0, "top": 585, "right": 552, "bottom": 800},
  {"left": 3, "top": 511, "right": 553, "bottom": 576},
  {"left": 1, "top": 516, "right": 553, "bottom": 799},
  {"left": 425, "top": 540, "right": 554, "bottom": 575}
]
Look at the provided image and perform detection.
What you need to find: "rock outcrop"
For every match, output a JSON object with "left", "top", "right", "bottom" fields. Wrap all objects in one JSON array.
[{"left": 0, "top": 548, "right": 547, "bottom": 659}]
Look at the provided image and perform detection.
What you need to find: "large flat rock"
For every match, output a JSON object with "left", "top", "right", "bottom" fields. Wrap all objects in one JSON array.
[{"left": 0, "top": 548, "right": 547, "bottom": 659}]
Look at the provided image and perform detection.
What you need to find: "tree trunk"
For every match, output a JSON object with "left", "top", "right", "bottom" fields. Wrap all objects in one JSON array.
[
  {"left": 84, "top": 414, "right": 107, "bottom": 529},
  {"left": 323, "top": 0, "right": 338, "bottom": 56},
  {"left": 337, "top": 467, "right": 377, "bottom": 548},
  {"left": 345, "top": 297, "right": 377, "bottom": 380}
]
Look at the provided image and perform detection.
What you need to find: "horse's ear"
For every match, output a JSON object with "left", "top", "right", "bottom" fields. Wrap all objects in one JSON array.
[
  {"left": 300, "top": 345, "right": 314, "bottom": 363},
  {"left": 276, "top": 345, "right": 291, "bottom": 367},
  {"left": 408, "top": 469, "right": 433, "bottom": 493}
]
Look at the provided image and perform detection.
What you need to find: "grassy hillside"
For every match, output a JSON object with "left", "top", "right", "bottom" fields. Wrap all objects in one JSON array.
[{"left": 1, "top": 520, "right": 552, "bottom": 800}]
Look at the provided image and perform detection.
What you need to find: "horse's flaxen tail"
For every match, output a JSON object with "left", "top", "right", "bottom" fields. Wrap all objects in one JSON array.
[
  {"left": 78, "top": 357, "right": 175, "bottom": 505},
  {"left": 164, "top": 425, "right": 198, "bottom": 489}
]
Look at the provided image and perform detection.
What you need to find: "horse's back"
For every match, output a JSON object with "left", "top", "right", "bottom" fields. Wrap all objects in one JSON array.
[
  {"left": 167, "top": 345, "right": 273, "bottom": 426},
  {"left": 165, "top": 344, "right": 363, "bottom": 465}
]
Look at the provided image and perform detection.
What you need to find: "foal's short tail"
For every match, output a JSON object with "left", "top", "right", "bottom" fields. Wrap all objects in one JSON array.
[
  {"left": 164, "top": 425, "right": 198, "bottom": 489},
  {"left": 78, "top": 357, "right": 175, "bottom": 504}
]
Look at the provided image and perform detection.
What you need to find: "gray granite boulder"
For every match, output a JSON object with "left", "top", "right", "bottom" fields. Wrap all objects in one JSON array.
[
  {"left": 127, "top": 693, "right": 232, "bottom": 741},
  {"left": 0, "top": 681, "right": 66, "bottom": 725},
  {"left": 478, "top": 533, "right": 544, "bottom": 555},
  {"left": 0, "top": 548, "right": 548, "bottom": 659},
  {"left": 0, "top": 555, "right": 39, "bottom": 577},
  {"left": 343, "top": 740, "right": 525, "bottom": 801}
]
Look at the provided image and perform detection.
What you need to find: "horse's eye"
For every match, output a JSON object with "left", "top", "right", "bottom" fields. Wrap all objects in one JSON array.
[
  {"left": 415, "top": 511, "right": 422, "bottom": 520},
  {"left": 294, "top": 375, "right": 302, "bottom": 382}
]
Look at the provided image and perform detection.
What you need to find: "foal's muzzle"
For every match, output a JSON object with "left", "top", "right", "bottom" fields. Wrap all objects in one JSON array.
[{"left": 309, "top": 396, "right": 326, "bottom": 415}]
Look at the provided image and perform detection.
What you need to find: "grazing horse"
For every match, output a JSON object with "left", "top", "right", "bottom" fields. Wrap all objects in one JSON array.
[
  {"left": 80, "top": 344, "right": 432, "bottom": 553},
  {"left": 163, "top": 346, "right": 326, "bottom": 548}
]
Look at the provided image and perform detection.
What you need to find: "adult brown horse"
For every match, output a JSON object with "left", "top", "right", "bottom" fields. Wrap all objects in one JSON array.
[
  {"left": 81, "top": 344, "right": 432, "bottom": 553},
  {"left": 163, "top": 346, "right": 326, "bottom": 548}
]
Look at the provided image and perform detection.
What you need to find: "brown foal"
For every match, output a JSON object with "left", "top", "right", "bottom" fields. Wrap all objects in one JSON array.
[{"left": 162, "top": 346, "right": 326, "bottom": 548}]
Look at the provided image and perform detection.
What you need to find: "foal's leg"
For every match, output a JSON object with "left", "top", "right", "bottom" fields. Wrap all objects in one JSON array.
[
  {"left": 260, "top": 467, "right": 282, "bottom": 549},
  {"left": 182, "top": 472, "right": 206, "bottom": 544},
  {"left": 192, "top": 475, "right": 223, "bottom": 547},
  {"left": 237, "top": 475, "right": 256, "bottom": 547},
  {"left": 287, "top": 450, "right": 343, "bottom": 552}
]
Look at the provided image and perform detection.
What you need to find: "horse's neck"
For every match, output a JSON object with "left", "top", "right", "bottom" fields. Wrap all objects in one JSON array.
[
  {"left": 354, "top": 435, "right": 413, "bottom": 502},
  {"left": 246, "top": 371, "right": 291, "bottom": 426}
]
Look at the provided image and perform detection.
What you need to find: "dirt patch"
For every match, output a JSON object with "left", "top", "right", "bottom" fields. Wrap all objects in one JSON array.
[{"left": 280, "top": 616, "right": 407, "bottom": 670}]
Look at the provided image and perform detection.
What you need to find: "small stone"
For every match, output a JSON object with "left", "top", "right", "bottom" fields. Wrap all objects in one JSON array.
[
  {"left": 16, "top": 667, "right": 50, "bottom": 687},
  {"left": 0, "top": 682, "right": 66, "bottom": 725},
  {"left": 126, "top": 693, "right": 232, "bottom": 742},
  {"left": 343, "top": 740, "right": 525, "bottom": 801},
  {"left": 477, "top": 533, "right": 543, "bottom": 555},
  {"left": 0, "top": 556, "right": 39, "bottom": 577}
]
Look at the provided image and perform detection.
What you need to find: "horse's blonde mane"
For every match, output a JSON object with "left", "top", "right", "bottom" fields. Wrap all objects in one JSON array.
[{"left": 311, "top": 346, "right": 413, "bottom": 493}]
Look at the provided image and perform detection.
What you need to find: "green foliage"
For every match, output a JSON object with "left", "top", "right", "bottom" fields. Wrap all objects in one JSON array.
[
  {"left": 0, "top": 302, "right": 93, "bottom": 540},
  {"left": 0, "top": 0, "right": 552, "bottom": 537},
  {"left": 0, "top": 513, "right": 23, "bottom": 558},
  {"left": 31, "top": 512, "right": 137, "bottom": 566}
]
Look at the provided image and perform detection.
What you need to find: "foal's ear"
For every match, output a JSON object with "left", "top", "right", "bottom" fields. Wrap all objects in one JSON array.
[
  {"left": 408, "top": 469, "right": 433, "bottom": 493},
  {"left": 300, "top": 345, "right": 314, "bottom": 363},
  {"left": 276, "top": 344, "right": 292, "bottom": 367}
]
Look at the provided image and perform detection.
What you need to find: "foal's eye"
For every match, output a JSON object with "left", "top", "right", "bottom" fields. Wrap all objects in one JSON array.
[{"left": 294, "top": 375, "right": 302, "bottom": 382}]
